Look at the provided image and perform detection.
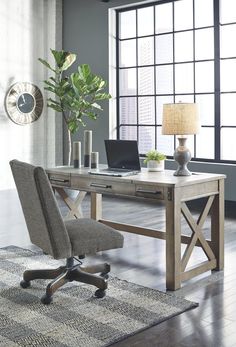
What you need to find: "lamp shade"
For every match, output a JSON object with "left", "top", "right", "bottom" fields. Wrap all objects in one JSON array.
[{"left": 162, "top": 103, "right": 200, "bottom": 135}]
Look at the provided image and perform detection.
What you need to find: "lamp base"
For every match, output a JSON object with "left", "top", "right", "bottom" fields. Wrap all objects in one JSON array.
[
  {"left": 174, "top": 166, "right": 191, "bottom": 176},
  {"left": 173, "top": 137, "right": 192, "bottom": 176}
]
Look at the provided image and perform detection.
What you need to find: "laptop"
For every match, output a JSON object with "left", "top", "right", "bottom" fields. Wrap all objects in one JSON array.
[{"left": 89, "top": 140, "right": 141, "bottom": 177}]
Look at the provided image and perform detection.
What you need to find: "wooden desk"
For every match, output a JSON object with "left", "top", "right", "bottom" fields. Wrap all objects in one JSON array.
[{"left": 46, "top": 166, "right": 225, "bottom": 290}]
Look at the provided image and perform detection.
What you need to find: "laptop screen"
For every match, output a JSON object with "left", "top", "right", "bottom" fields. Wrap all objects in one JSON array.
[{"left": 105, "top": 140, "right": 141, "bottom": 171}]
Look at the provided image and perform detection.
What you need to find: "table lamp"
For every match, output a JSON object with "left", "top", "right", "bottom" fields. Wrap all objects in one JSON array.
[{"left": 162, "top": 103, "right": 200, "bottom": 176}]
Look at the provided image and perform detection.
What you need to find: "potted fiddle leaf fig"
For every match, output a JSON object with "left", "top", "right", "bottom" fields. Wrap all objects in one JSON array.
[
  {"left": 144, "top": 150, "right": 166, "bottom": 172},
  {"left": 39, "top": 49, "right": 111, "bottom": 165}
]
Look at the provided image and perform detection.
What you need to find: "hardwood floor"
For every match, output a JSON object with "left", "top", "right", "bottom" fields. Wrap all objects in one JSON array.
[{"left": 1, "top": 189, "right": 236, "bottom": 347}]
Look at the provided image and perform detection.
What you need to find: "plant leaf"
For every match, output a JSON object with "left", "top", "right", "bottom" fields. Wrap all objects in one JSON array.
[
  {"left": 44, "top": 80, "right": 55, "bottom": 88},
  {"left": 91, "top": 102, "right": 102, "bottom": 110},
  {"left": 62, "top": 53, "right": 76, "bottom": 71},
  {"left": 44, "top": 86, "right": 55, "bottom": 93},
  {"left": 68, "top": 118, "right": 79, "bottom": 134},
  {"left": 78, "top": 64, "right": 91, "bottom": 79},
  {"left": 51, "top": 49, "right": 76, "bottom": 71},
  {"left": 47, "top": 103, "right": 63, "bottom": 112},
  {"left": 38, "top": 58, "right": 56, "bottom": 72},
  {"left": 94, "top": 92, "right": 111, "bottom": 100}
]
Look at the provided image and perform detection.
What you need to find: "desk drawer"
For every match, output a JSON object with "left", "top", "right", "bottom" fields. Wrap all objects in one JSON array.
[
  {"left": 135, "top": 184, "right": 164, "bottom": 200},
  {"left": 48, "top": 173, "right": 71, "bottom": 187},
  {"left": 71, "top": 176, "right": 135, "bottom": 196}
]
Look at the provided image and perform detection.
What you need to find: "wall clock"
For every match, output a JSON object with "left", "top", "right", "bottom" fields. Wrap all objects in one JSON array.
[{"left": 5, "top": 82, "right": 44, "bottom": 125}]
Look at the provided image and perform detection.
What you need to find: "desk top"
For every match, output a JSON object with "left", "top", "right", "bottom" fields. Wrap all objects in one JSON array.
[{"left": 46, "top": 165, "right": 226, "bottom": 188}]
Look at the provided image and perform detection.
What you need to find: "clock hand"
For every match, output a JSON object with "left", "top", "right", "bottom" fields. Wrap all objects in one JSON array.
[{"left": 22, "top": 94, "right": 26, "bottom": 103}]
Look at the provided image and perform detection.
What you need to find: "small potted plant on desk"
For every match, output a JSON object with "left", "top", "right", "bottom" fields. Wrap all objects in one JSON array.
[{"left": 144, "top": 150, "right": 166, "bottom": 172}]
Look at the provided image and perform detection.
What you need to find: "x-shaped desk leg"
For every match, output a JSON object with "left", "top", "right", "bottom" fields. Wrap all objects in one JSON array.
[
  {"left": 55, "top": 187, "right": 87, "bottom": 219},
  {"left": 181, "top": 195, "right": 216, "bottom": 272}
]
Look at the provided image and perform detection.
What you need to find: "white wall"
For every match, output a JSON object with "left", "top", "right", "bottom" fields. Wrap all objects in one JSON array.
[{"left": 0, "top": 0, "right": 62, "bottom": 190}]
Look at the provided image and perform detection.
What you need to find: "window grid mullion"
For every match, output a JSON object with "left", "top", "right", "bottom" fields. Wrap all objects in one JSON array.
[
  {"left": 116, "top": 10, "right": 120, "bottom": 139},
  {"left": 153, "top": 5, "right": 157, "bottom": 149},
  {"left": 135, "top": 9, "right": 139, "bottom": 142},
  {"left": 118, "top": 24, "right": 214, "bottom": 43},
  {"left": 193, "top": 0, "right": 196, "bottom": 158},
  {"left": 118, "top": 57, "right": 215, "bottom": 70},
  {"left": 172, "top": 0, "right": 176, "bottom": 151},
  {"left": 214, "top": 0, "right": 221, "bottom": 161}
]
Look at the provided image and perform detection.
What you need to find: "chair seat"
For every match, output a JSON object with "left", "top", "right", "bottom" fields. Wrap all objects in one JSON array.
[{"left": 65, "top": 218, "right": 124, "bottom": 256}]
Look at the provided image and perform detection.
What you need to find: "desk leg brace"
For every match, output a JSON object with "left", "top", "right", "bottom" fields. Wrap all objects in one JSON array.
[{"left": 55, "top": 187, "right": 87, "bottom": 219}]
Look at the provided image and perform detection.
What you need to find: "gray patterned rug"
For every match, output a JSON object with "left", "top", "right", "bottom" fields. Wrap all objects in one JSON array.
[{"left": 0, "top": 246, "right": 198, "bottom": 347}]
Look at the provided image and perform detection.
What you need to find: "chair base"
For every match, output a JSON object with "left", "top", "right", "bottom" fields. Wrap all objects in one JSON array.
[{"left": 20, "top": 258, "right": 110, "bottom": 304}]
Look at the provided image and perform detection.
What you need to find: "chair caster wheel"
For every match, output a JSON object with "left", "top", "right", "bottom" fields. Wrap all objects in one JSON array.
[
  {"left": 100, "top": 272, "right": 109, "bottom": 280},
  {"left": 41, "top": 294, "right": 53, "bottom": 305},
  {"left": 95, "top": 289, "right": 106, "bottom": 298},
  {"left": 20, "top": 280, "right": 30, "bottom": 288}
]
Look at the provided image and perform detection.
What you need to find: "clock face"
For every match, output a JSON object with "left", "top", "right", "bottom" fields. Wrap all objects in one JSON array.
[
  {"left": 5, "top": 82, "right": 43, "bottom": 125},
  {"left": 17, "top": 93, "right": 35, "bottom": 114}
]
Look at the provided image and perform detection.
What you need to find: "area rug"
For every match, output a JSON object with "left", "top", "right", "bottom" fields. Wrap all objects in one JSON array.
[{"left": 0, "top": 246, "right": 198, "bottom": 347}]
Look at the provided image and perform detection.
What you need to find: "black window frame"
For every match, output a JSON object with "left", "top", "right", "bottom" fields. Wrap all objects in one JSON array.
[{"left": 116, "top": 0, "right": 236, "bottom": 164}]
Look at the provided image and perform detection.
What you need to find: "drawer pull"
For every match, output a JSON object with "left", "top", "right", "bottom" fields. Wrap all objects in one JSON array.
[
  {"left": 136, "top": 189, "right": 162, "bottom": 195},
  {"left": 90, "top": 183, "right": 112, "bottom": 189},
  {"left": 50, "top": 177, "right": 69, "bottom": 183}
]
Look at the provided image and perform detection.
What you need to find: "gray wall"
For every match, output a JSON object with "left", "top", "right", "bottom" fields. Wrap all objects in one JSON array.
[
  {"left": 63, "top": 0, "right": 236, "bottom": 201},
  {"left": 62, "top": 0, "right": 145, "bottom": 164}
]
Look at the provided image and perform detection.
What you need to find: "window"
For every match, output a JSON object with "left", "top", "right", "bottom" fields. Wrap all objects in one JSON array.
[
  {"left": 116, "top": 0, "right": 236, "bottom": 163},
  {"left": 220, "top": 0, "right": 236, "bottom": 161}
]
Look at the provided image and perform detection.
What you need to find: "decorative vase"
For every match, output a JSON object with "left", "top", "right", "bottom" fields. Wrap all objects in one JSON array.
[
  {"left": 91, "top": 151, "right": 99, "bottom": 169},
  {"left": 73, "top": 141, "right": 81, "bottom": 168},
  {"left": 147, "top": 160, "right": 165, "bottom": 172},
  {"left": 84, "top": 130, "right": 92, "bottom": 167}
]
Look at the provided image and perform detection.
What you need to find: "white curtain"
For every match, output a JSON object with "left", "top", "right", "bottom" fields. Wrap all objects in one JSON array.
[{"left": 0, "top": 0, "right": 62, "bottom": 190}]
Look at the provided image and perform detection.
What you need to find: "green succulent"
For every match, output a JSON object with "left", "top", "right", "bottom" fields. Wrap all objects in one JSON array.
[{"left": 144, "top": 150, "right": 166, "bottom": 164}]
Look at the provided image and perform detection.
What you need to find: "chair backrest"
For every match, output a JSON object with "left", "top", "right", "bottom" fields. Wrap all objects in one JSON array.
[{"left": 10, "top": 160, "right": 72, "bottom": 259}]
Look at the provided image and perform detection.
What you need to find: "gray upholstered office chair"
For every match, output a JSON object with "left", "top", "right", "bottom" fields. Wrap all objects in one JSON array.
[{"left": 10, "top": 160, "right": 124, "bottom": 304}]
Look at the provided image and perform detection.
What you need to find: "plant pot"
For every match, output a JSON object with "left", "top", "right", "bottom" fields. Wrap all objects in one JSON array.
[{"left": 147, "top": 160, "right": 165, "bottom": 172}]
